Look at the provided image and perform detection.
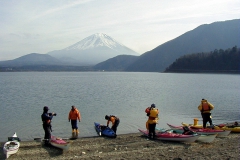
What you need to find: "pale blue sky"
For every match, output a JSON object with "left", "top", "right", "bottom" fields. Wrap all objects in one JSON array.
[{"left": 0, "top": 0, "right": 239, "bottom": 60}]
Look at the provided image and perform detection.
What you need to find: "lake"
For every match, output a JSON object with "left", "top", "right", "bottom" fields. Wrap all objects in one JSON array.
[{"left": 0, "top": 72, "right": 239, "bottom": 142}]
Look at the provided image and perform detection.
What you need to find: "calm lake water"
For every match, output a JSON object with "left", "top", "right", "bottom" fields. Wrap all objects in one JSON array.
[{"left": 0, "top": 72, "right": 239, "bottom": 142}]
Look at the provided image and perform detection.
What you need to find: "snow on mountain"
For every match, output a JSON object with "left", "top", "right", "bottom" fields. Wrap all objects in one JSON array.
[
  {"left": 65, "top": 33, "right": 125, "bottom": 50},
  {"left": 47, "top": 33, "right": 139, "bottom": 65}
]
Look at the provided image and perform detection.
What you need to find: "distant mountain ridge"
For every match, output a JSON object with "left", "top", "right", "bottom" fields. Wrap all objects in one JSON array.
[
  {"left": 0, "top": 53, "right": 61, "bottom": 66},
  {"left": 47, "top": 33, "right": 139, "bottom": 65},
  {"left": 125, "top": 19, "right": 240, "bottom": 72},
  {"left": 93, "top": 55, "right": 139, "bottom": 71}
]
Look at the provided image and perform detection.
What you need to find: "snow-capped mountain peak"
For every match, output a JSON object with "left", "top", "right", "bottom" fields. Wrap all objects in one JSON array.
[
  {"left": 47, "top": 33, "right": 139, "bottom": 65},
  {"left": 65, "top": 33, "right": 125, "bottom": 50}
]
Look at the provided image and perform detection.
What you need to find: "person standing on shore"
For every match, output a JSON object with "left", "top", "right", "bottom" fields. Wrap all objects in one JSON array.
[
  {"left": 145, "top": 104, "right": 159, "bottom": 139},
  {"left": 68, "top": 105, "right": 81, "bottom": 134},
  {"left": 105, "top": 115, "right": 120, "bottom": 135},
  {"left": 198, "top": 99, "right": 214, "bottom": 128},
  {"left": 41, "top": 106, "right": 56, "bottom": 146}
]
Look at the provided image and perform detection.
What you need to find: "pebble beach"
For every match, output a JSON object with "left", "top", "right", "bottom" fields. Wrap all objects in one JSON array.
[{"left": 0, "top": 132, "right": 239, "bottom": 160}]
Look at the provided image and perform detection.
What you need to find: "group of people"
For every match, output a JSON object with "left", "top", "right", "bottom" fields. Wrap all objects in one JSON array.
[
  {"left": 144, "top": 98, "right": 214, "bottom": 140},
  {"left": 41, "top": 98, "right": 214, "bottom": 145},
  {"left": 41, "top": 105, "right": 120, "bottom": 145}
]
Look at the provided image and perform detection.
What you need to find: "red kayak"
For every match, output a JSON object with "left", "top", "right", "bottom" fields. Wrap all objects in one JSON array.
[
  {"left": 138, "top": 129, "right": 200, "bottom": 143},
  {"left": 50, "top": 135, "right": 71, "bottom": 150},
  {"left": 167, "top": 123, "right": 231, "bottom": 137}
]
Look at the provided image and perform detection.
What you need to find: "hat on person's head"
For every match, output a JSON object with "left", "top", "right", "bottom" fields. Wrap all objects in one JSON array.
[
  {"left": 151, "top": 104, "right": 156, "bottom": 108},
  {"left": 43, "top": 106, "right": 49, "bottom": 111}
]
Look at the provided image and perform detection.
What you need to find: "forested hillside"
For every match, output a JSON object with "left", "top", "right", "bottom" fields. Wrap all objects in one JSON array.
[
  {"left": 164, "top": 46, "right": 240, "bottom": 73},
  {"left": 125, "top": 19, "right": 240, "bottom": 72}
]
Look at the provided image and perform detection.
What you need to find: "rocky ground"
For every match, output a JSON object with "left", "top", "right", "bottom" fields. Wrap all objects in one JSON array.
[{"left": 0, "top": 132, "right": 239, "bottom": 160}]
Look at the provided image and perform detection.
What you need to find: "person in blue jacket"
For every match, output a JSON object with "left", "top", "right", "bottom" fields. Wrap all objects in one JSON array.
[{"left": 41, "top": 106, "right": 56, "bottom": 145}]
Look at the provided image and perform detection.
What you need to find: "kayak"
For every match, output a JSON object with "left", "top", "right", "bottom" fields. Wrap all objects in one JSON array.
[
  {"left": 214, "top": 125, "right": 240, "bottom": 133},
  {"left": 182, "top": 122, "right": 240, "bottom": 133},
  {"left": 3, "top": 132, "right": 20, "bottom": 159},
  {"left": 50, "top": 135, "right": 71, "bottom": 150},
  {"left": 94, "top": 122, "right": 116, "bottom": 138},
  {"left": 196, "top": 134, "right": 217, "bottom": 143},
  {"left": 156, "top": 128, "right": 217, "bottom": 143},
  {"left": 138, "top": 129, "right": 200, "bottom": 143},
  {"left": 167, "top": 123, "right": 231, "bottom": 137},
  {"left": 214, "top": 121, "right": 240, "bottom": 133}
]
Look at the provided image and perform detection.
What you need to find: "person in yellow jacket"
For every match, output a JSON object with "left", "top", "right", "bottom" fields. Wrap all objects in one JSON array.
[
  {"left": 145, "top": 104, "right": 159, "bottom": 139},
  {"left": 198, "top": 99, "right": 214, "bottom": 128},
  {"left": 68, "top": 105, "right": 81, "bottom": 133}
]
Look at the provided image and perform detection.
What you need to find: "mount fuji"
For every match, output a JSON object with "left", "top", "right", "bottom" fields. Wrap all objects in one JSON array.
[{"left": 47, "top": 33, "right": 139, "bottom": 65}]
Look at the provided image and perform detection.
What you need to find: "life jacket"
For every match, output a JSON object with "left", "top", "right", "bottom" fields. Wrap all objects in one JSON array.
[
  {"left": 202, "top": 102, "right": 210, "bottom": 111},
  {"left": 149, "top": 108, "right": 159, "bottom": 118},
  {"left": 109, "top": 115, "right": 119, "bottom": 121},
  {"left": 107, "top": 115, "right": 119, "bottom": 126},
  {"left": 45, "top": 120, "right": 51, "bottom": 124}
]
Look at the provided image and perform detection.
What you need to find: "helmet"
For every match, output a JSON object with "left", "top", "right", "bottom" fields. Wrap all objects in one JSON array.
[
  {"left": 43, "top": 106, "right": 49, "bottom": 111},
  {"left": 105, "top": 115, "right": 109, "bottom": 120},
  {"left": 151, "top": 104, "right": 156, "bottom": 108}
]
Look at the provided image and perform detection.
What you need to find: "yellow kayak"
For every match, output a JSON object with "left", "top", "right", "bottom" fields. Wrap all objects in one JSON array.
[
  {"left": 182, "top": 121, "right": 240, "bottom": 133},
  {"left": 214, "top": 124, "right": 240, "bottom": 133}
]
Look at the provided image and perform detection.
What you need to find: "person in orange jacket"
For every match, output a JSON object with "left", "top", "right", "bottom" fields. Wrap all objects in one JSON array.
[
  {"left": 68, "top": 105, "right": 81, "bottom": 133},
  {"left": 105, "top": 115, "right": 120, "bottom": 134}
]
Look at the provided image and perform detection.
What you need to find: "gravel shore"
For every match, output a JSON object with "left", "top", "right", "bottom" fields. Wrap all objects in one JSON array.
[{"left": 1, "top": 133, "right": 239, "bottom": 160}]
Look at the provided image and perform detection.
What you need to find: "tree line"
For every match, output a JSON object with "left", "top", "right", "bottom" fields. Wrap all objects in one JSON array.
[{"left": 164, "top": 46, "right": 239, "bottom": 73}]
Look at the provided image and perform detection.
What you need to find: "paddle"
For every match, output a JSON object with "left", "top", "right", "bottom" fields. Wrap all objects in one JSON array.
[
  {"left": 8, "top": 137, "right": 21, "bottom": 141},
  {"left": 34, "top": 137, "right": 69, "bottom": 142},
  {"left": 156, "top": 128, "right": 173, "bottom": 133}
]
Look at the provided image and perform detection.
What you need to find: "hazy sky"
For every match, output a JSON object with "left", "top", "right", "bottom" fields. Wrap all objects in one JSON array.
[{"left": 0, "top": 0, "right": 239, "bottom": 60}]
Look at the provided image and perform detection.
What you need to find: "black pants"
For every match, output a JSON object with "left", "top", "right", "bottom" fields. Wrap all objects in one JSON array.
[
  {"left": 148, "top": 123, "right": 156, "bottom": 139},
  {"left": 201, "top": 113, "right": 212, "bottom": 128},
  {"left": 112, "top": 119, "right": 120, "bottom": 134},
  {"left": 71, "top": 120, "right": 78, "bottom": 130},
  {"left": 43, "top": 124, "right": 51, "bottom": 144}
]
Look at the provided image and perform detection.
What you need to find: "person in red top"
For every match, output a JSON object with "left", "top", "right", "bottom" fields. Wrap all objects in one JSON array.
[
  {"left": 105, "top": 115, "right": 120, "bottom": 135},
  {"left": 68, "top": 105, "right": 81, "bottom": 133}
]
